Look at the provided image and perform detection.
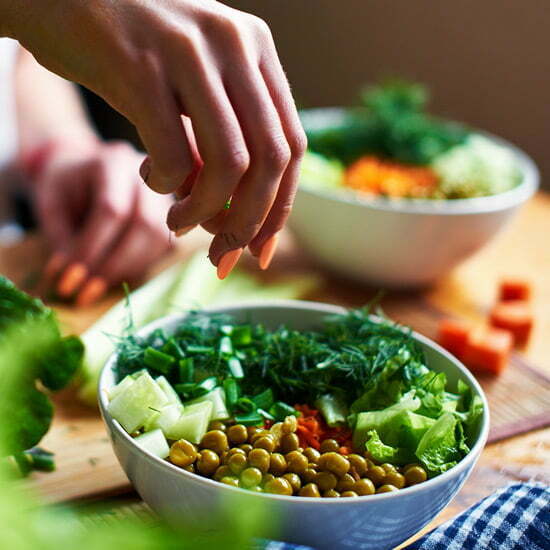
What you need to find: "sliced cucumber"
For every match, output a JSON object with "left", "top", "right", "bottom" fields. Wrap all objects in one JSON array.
[
  {"left": 134, "top": 429, "right": 170, "bottom": 459},
  {"left": 166, "top": 401, "right": 213, "bottom": 443},
  {"left": 188, "top": 387, "right": 229, "bottom": 421},
  {"left": 107, "top": 372, "right": 167, "bottom": 433},
  {"left": 107, "top": 375, "right": 135, "bottom": 401},
  {"left": 156, "top": 376, "right": 182, "bottom": 406},
  {"left": 315, "top": 394, "right": 348, "bottom": 427},
  {"left": 145, "top": 403, "right": 184, "bottom": 434}
]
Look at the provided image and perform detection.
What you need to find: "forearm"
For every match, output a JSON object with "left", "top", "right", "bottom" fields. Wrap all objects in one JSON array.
[{"left": 15, "top": 46, "right": 98, "bottom": 155}]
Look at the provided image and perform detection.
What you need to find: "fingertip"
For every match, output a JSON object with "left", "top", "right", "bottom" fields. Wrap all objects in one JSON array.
[
  {"left": 217, "top": 248, "right": 243, "bottom": 280},
  {"left": 44, "top": 252, "right": 67, "bottom": 280},
  {"left": 75, "top": 276, "right": 108, "bottom": 307},
  {"left": 57, "top": 263, "right": 88, "bottom": 297},
  {"left": 258, "top": 233, "right": 279, "bottom": 270}
]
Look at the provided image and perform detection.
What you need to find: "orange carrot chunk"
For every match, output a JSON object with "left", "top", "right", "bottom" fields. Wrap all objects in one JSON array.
[
  {"left": 437, "top": 318, "right": 472, "bottom": 358},
  {"left": 462, "top": 328, "right": 513, "bottom": 375},
  {"left": 499, "top": 278, "right": 531, "bottom": 302},
  {"left": 490, "top": 300, "right": 533, "bottom": 346}
]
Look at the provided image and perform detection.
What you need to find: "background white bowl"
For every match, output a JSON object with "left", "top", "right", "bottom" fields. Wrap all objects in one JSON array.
[
  {"left": 99, "top": 301, "right": 489, "bottom": 550},
  {"left": 290, "top": 109, "right": 539, "bottom": 288}
]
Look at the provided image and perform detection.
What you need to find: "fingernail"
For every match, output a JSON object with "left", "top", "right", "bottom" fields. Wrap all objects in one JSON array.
[
  {"left": 175, "top": 225, "right": 195, "bottom": 237},
  {"left": 44, "top": 252, "right": 67, "bottom": 280},
  {"left": 217, "top": 248, "right": 243, "bottom": 280},
  {"left": 57, "top": 263, "right": 88, "bottom": 297},
  {"left": 258, "top": 234, "right": 279, "bottom": 270},
  {"left": 139, "top": 157, "right": 151, "bottom": 182},
  {"left": 76, "top": 276, "right": 108, "bottom": 307}
]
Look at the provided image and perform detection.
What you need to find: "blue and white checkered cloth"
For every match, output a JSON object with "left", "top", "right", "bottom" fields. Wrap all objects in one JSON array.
[
  {"left": 406, "top": 483, "right": 549, "bottom": 550},
  {"left": 259, "top": 483, "right": 549, "bottom": 550}
]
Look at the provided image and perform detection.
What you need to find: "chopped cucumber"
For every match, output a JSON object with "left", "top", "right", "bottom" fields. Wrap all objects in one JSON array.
[
  {"left": 107, "top": 372, "right": 167, "bottom": 433},
  {"left": 315, "top": 394, "right": 348, "bottom": 427},
  {"left": 145, "top": 403, "right": 184, "bottom": 434},
  {"left": 107, "top": 375, "right": 134, "bottom": 400},
  {"left": 166, "top": 401, "right": 213, "bottom": 443},
  {"left": 134, "top": 429, "right": 169, "bottom": 459},
  {"left": 188, "top": 387, "right": 229, "bottom": 421},
  {"left": 79, "top": 262, "right": 187, "bottom": 405},
  {"left": 156, "top": 376, "right": 182, "bottom": 406}
]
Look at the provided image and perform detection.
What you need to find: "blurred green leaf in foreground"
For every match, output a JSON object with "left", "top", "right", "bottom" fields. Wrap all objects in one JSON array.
[{"left": 0, "top": 317, "right": 277, "bottom": 549}]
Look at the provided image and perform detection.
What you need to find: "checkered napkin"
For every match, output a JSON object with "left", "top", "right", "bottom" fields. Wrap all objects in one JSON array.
[{"left": 405, "top": 483, "right": 549, "bottom": 550}]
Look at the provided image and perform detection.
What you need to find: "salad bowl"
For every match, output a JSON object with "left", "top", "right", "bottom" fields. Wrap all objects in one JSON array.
[
  {"left": 290, "top": 108, "right": 539, "bottom": 288},
  {"left": 99, "top": 301, "right": 489, "bottom": 550}
]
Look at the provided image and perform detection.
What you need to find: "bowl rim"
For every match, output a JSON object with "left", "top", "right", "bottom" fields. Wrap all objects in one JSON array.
[
  {"left": 99, "top": 300, "right": 490, "bottom": 506},
  {"left": 298, "top": 107, "right": 539, "bottom": 216}
]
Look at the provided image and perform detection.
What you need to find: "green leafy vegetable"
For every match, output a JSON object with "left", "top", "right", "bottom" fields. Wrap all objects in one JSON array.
[
  {"left": 304, "top": 79, "right": 468, "bottom": 166},
  {"left": 0, "top": 276, "right": 83, "bottom": 471}
]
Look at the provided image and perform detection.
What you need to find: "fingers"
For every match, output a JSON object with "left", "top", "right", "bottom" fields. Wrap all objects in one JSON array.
[
  {"left": 54, "top": 148, "right": 137, "bottom": 297},
  {"left": 166, "top": 62, "right": 249, "bottom": 233},
  {"left": 207, "top": 62, "right": 290, "bottom": 265},
  {"left": 79, "top": 208, "right": 170, "bottom": 304},
  {"left": 130, "top": 73, "right": 197, "bottom": 194},
  {"left": 248, "top": 28, "right": 307, "bottom": 259}
]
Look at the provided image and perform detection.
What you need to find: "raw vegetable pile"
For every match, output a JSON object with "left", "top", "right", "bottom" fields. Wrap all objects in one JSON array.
[
  {"left": 0, "top": 276, "right": 83, "bottom": 474},
  {"left": 299, "top": 80, "right": 521, "bottom": 200},
  {"left": 107, "top": 308, "right": 483, "bottom": 498}
]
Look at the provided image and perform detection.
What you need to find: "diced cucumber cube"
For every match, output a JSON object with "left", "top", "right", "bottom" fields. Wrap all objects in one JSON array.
[
  {"left": 107, "top": 372, "right": 167, "bottom": 433},
  {"left": 188, "top": 387, "right": 229, "bottom": 421},
  {"left": 166, "top": 401, "right": 213, "bottom": 443},
  {"left": 131, "top": 369, "right": 148, "bottom": 380},
  {"left": 155, "top": 376, "right": 182, "bottom": 406},
  {"left": 145, "top": 403, "right": 184, "bottom": 435},
  {"left": 134, "top": 429, "right": 169, "bottom": 459},
  {"left": 107, "top": 375, "right": 135, "bottom": 401}
]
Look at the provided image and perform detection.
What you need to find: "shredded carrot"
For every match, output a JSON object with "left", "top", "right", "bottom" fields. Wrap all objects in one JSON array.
[
  {"left": 344, "top": 155, "right": 439, "bottom": 198},
  {"left": 294, "top": 404, "right": 353, "bottom": 451}
]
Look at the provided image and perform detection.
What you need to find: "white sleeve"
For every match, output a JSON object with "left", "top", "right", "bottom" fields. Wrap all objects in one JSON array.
[{"left": 0, "top": 38, "right": 19, "bottom": 172}]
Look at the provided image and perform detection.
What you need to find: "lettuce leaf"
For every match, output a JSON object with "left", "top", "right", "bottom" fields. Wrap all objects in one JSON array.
[
  {"left": 415, "top": 413, "right": 469, "bottom": 475},
  {"left": 365, "top": 430, "right": 414, "bottom": 464}
]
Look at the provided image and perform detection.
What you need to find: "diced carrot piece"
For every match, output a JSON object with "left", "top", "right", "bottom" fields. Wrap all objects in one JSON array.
[
  {"left": 462, "top": 328, "right": 513, "bottom": 375},
  {"left": 437, "top": 318, "right": 473, "bottom": 358},
  {"left": 499, "top": 278, "right": 531, "bottom": 302},
  {"left": 490, "top": 300, "right": 533, "bottom": 346}
]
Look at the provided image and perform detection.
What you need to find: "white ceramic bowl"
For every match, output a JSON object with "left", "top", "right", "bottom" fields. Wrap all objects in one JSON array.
[
  {"left": 290, "top": 108, "right": 539, "bottom": 288},
  {"left": 99, "top": 301, "right": 489, "bottom": 550}
]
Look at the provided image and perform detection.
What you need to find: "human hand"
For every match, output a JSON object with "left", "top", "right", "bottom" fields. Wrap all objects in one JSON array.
[
  {"left": 8, "top": 0, "right": 306, "bottom": 276},
  {"left": 33, "top": 140, "right": 174, "bottom": 305}
]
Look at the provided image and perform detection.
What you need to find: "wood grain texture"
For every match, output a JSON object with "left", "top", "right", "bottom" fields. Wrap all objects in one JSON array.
[{"left": 1, "top": 193, "right": 549, "bottom": 544}]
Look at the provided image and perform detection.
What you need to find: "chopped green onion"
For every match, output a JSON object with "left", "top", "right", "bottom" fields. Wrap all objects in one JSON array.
[
  {"left": 270, "top": 401, "right": 299, "bottom": 421},
  {"left": 174, "top": 382, "right": 197, "bottom": 398},
  {"left": 227, "top": 357, "right": 244, "bottom": 379},
  {"left": 162, "top": 339, "right": 185, "bottom": 360},
  {"left": 179, "top": 358, "right": 194, "bottom": 383},
  {"left": 234, "top": 411, "right": 263, "bottom": 426},
  {"left": 257, "top": 408, "right": 275, "bottom": 421},
  {"left": 235, "top": 397, "right": 256, "bottom": 414},
  {"left": 186, "top": 345, "right": 213, "bottom": 354},
  {"left": 252, "top": 388, "right": 274, "bottom": 410},
  {"left": 220, "top": 325, "right": 233, "bottom": 335},
  {"left": 223, "top": 378, "right": 239, "bottom": 410},
  {"left": 143, "top": 347, "right": 175, "bottom": 374},
  {"left": 231, "top": 326, "right": 252, "bottom": 346},
  {"left": 25, "top": 448, "right": 55, "bottom": 472},
  {"left": 219, "top": 336, "right": 233, "bottom": 356},
  {"left": 192, "top": 376, "right": 218, "bottom": 398}
]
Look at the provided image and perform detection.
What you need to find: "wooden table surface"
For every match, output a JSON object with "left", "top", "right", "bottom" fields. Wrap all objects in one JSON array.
[{"left": 2, "top": 192, "right": 549, "bottom": 548}]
